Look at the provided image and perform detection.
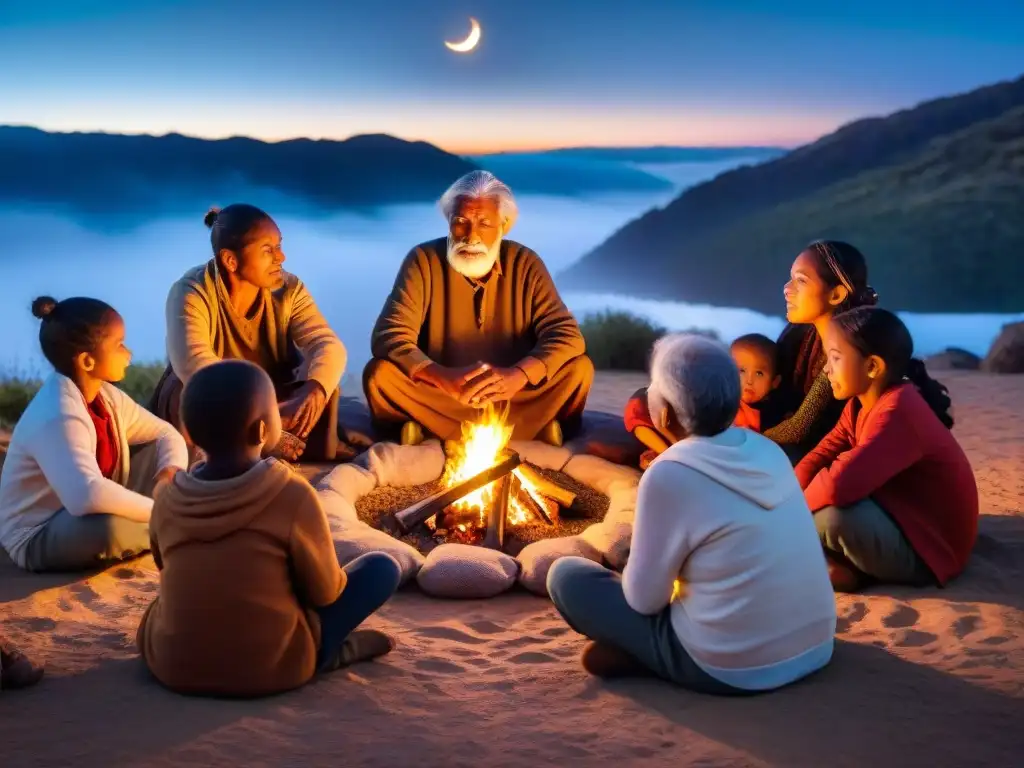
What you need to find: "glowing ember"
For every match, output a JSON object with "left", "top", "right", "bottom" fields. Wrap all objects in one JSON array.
[{"left": 444, "top": 404, "right": 547, "bottom": 528}]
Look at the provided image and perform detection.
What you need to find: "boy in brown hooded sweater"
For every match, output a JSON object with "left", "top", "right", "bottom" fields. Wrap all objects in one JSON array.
[{"left": 136, "top": 360, "right": 401, "bottom": 697}]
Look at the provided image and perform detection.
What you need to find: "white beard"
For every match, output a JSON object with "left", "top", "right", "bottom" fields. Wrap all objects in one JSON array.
[{"left": 447, "top": 235, "right": 501, "bottom": 279}]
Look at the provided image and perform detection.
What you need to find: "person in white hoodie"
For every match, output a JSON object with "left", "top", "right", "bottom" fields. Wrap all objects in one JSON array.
[
  {"left": 547, "top": 333, "right": 837, "bottom": 693},
  {"left": 0, "top": 296, "right": 188, "bottom": 572}
]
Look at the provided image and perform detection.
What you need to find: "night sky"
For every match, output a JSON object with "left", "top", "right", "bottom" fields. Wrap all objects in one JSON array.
[{"left": 2, "top": 0, "right": 1022, "bottom": 152}]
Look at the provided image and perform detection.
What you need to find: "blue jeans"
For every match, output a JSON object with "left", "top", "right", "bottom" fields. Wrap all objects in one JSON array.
[
  {"left": 23, "top": 509, "right": 150, "bottom": 573},
  {"left": 315, "top": 552, "right": 402, "bottom": 672},
  {"left": 547, "top": 557, "right": 747, "bottom": 695}
]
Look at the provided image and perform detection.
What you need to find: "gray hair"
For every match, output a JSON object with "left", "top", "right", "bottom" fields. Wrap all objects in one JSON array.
[
  {"left": 438, "top": 170, "right": 518, "bottom": 230},
  {"left": 647, "top": 333, "right": 740, "bottom": 438}
]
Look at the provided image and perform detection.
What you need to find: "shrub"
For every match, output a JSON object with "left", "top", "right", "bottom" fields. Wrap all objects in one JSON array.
[
  {"left": 580, "top": 310, "right": 667, "bottom": 371},
  {"left": 0, "top": 361, "right": 167, "bottom": 429},
  {"left": 0, "top": 377, "right": 40, "bottom": 429}
]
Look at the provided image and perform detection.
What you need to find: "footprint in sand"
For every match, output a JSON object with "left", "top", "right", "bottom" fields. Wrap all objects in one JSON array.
[
  {"left": 952, "top": 614, "right": 982, "bottom": 639},
  {"left": 507, "top": 651, "right": 557, "bottom": 664},
  {"left": 541, "top": 626, "right": 570, "bottom": 638},
  {"left": 882, "top": 603, "right": 920, "bottom": 629},
  {"left": 894, "top": 629, "right": 939, "bottom": 648},
  {"left": 69, "top": 583, "right": 101, "bottom": 606},
  {"left": 980, "top": 635, "right": 1011, "bottom": 646},
  {"left": 414, "top": 626, "right": 488, "bottom": 645},
  {"left": 97, "top": 631, "right": 129, "bottom": 650},
  {"left": 496, "top": 635, "right": 547, "bottom": 650},
  {"left": 414, "top": 658, "right": 466, "bottom": 674},
  {"left": 465, "top": 619, "right": 505, "bottom": 635},
  {"left": 835, "top": 600, "right": 868, "bottom": 633},
  {"left": 7, "top": 616, "right": 57, "bottom": 632}
]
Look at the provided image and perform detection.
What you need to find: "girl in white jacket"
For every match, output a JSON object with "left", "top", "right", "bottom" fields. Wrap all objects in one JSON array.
[{"left": 0, "top": 296, "right": 187, "bottom": 572}]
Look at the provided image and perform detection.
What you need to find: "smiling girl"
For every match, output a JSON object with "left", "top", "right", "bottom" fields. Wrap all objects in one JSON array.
[
  {"left": 0, "top": 296, "right": 187, "bottom": 572},
  {"left": 795, "top": 307, "right": 978, "bottom": 592}
]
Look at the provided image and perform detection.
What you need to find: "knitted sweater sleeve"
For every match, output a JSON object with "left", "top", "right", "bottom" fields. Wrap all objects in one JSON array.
[{"left": 763, "top": 372, "right": 833, "bottom": 446}]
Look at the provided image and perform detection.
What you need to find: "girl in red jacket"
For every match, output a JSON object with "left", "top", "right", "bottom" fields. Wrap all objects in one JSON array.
[{"left": 796, "top": 307, "right": 978, "bottom": 592}]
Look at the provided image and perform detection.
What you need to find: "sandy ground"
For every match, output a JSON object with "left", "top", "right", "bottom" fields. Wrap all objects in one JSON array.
[{"left": 1, "top": 371, "right": 1022, "bottom": 767}]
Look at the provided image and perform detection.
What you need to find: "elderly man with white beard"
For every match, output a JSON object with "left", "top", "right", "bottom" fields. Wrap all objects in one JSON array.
[{"left": 363, "top": 170, "right": 593, "bottom": 445}]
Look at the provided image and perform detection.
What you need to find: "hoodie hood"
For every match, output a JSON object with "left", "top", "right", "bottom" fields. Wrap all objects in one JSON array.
[
  {"left": 657, "top": 428, "right": 798, "bottom": 510},
  {"left": 155, "top": 459, "right": 295, "bottom": 544}
]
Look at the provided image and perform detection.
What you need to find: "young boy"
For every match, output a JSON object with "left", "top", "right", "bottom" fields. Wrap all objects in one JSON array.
[
  {"left": 625, "top": 333, "right": 785, "bottom": 468},
  {"left": 136, "top": 360, "right": 401, "bottom": 698},
  {"left": 730, "top": 333, "right": 784, "bottom": 433}
]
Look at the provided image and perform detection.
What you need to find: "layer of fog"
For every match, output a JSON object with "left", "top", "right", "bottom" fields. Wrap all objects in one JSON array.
[{"left": 3, "top": 158, "right": 1018, "bottom": 388}]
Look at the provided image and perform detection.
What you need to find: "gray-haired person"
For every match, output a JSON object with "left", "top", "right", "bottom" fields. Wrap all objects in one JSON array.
[
  {"left": 364, "top": 170, "right": 593, "bottom": 446},
  {"left": 547, "top": 333, "right": 837, "bottom": 694}
]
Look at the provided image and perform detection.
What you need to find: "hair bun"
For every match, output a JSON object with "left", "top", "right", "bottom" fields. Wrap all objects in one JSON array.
[
  {"left": 203, "top": 207, "right": 221, "bottom": 228},
  {"left": 861, "top": 286, "right": 879, "bottom": 306},
  {"left": 31, "top": 295, "right": 58, "bottom": 320}
]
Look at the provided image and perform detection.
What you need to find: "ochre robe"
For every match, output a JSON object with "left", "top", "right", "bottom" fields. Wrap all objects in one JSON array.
[{"left": 364, "top": 238, "right": 592, "bottom": 440}]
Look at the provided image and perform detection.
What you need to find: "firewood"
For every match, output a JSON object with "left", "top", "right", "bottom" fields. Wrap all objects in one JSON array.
[
  {"left": 393, "top": 452, "right": 521, "bottom": 532},
  {"left": 514, "top": 465, "right": 576, "bottom": 508},
  {"left": 513, "top": 478, "right": 553, "bottom": 525},
  {"left": 539, "top": 495, "right": 560, "bottom": 524},
  {"left": 482, "top": 472, "right": 510, "bottom": 550}
]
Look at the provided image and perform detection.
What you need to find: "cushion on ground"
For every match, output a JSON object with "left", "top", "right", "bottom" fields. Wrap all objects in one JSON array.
[
  {"left": 516, "top": 535, "right": 602, "bottom": 596},
  {"left": 565, "top": 410, "right": 645, "bottom": 467},
  {"left": 317, "top": 464, "right": 377, "bottom": 507},
  {"left": 330, "top": 518, "right": 425, "bottom": 585},
  {"left": 579, "top": 521, "right": 632, "bottom": 570},
  {"left": 416, "top": 543, "right": 519, "bottom": 599},
  {"left": 562, "top": 454, "right": 642, "bottom": 495},
  {"left": 354, "top": 440, "right": 445, "bottom": 487},
  {"left": 316, "top": 484, "right": 361, "bottom": 526}
]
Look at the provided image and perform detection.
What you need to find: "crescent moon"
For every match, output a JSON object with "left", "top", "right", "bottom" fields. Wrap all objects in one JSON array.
[{"left": 445, "top": 17, "right": 481, "bottom": 53}]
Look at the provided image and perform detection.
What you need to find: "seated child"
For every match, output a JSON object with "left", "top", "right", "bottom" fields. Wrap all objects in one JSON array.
[
  {"left": 730, "top": 333, "right": 785, "bottom": 432},
  {"left": 795, "top": 307, "right": 978, "bottom": 593},
  {"left": 1, "top": 636, "right": 44, "bottom": 690},
  {"left": 0, "top": 295, "right": 187, "bottom": 573},
  {"left": 623, "top": 333, "right": 785, "bottom": 468},
  {"left": 136, "top": 360, "right": 401, "bottom": 698}
]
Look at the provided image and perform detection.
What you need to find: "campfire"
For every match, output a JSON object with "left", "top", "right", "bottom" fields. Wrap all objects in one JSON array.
[{"left": 393, "top": 405, "right": 577, "bottom": 549}]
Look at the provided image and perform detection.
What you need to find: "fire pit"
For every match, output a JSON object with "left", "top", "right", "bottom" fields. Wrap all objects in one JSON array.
[{"left": 389, "top": 405, "right": 585, "bottom": 550}]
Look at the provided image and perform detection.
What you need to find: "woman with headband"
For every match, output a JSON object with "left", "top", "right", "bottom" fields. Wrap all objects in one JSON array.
[
  {"left": 767, "top": 240, "right": 878, "bottom": 459},
  {"left": 623, "top": 240, "right": 877, "bottom": 466}
]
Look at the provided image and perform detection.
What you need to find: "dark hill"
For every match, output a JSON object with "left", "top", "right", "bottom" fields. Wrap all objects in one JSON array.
[
  {"left": 0, "top": 127, "right": 478, "bottom": 215},
  {"left": 559, "top": 74, "right": 1024, "bottom": 313}
]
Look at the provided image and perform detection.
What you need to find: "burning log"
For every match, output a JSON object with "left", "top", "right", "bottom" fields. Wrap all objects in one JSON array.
[
  {"left": 511, "top": 475, "right": 552, "bottom": 525},
  {"left": 515, "top": 464, "right": 577, "bottom": 509},
  {"left": 393, "top": 452, "right": 521, "bottom": 533},
  {"left": 482, "top": 472, "right": 511, "bottom": 550}
]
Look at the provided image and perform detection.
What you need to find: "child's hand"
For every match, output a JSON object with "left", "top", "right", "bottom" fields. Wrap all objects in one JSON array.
[{"left": 639, "top": 450, "right": 659, "bottom": 471}]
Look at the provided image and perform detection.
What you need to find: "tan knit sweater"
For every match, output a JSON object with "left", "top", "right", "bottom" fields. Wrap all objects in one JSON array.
[
  {"left": 165, "top": 261, "right": 346, "bottom": 394},
  {"left": 371, "top": 238, "right": 585, "bottom": 384}
]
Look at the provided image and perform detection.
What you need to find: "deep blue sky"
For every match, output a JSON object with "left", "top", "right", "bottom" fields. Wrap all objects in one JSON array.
[{"left": 2, "top": 1, "right": 1022, "bottom": 151}]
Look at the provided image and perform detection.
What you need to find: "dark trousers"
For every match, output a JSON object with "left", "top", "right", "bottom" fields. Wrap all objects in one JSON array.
[{"left": 314, "top": 552, "right": 402, "bottom": 672}]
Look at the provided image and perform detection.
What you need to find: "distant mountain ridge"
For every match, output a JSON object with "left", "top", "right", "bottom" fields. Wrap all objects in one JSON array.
[
  {"left": 0, "top": 127, "right": 477, "bottom": 216},
  {"left": 470, "top": 146, "right": 783, "bottom": 196},
  {"left": 558, "top": 74, "right": 1024, "bottom": 313}
]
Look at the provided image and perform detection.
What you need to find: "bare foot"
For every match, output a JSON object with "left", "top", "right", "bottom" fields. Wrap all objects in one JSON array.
[{"left": 580, "top": 641, "right": 653, "bottom": 679}]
